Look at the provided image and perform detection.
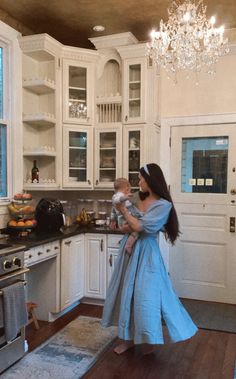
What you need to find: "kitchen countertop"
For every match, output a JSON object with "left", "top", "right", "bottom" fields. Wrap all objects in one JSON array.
[{"left": 4, "top": 224, "right": 124, "bottom": 250}]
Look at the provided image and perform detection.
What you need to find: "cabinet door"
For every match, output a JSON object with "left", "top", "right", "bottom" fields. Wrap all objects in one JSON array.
[
  {"left": 123, "top": 126, "right": 145, "bottom": 190},
  {"left": 94, "top": 127, "right": 122, "bottom": 189},
  {"left": 61, "top": 234, "right": 85, "bottom": 310},
  {"left": 84, "top": 234, "right": 107, "bottom": 299},
  {"left": 63, "top": 59, "right": 93, "bottom": 125},
  {"left": 63, "top": 126, "right": 93, "bottom": 188},
  {"left": 123, "top": 58, "right": 147, "bottom": 124}
]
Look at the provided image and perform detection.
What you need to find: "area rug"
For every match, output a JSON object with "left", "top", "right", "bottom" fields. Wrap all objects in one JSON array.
[
  {"left": 181, "top": 298, "right": 236, "bottom": 333},
  {"left": 1, "top": 316, "right": 117, "bottom": 379}
]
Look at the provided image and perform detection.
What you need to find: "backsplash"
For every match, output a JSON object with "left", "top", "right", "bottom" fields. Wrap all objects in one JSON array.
[{"left": 0, "top": 190, "right": 114, "bottom": 230}]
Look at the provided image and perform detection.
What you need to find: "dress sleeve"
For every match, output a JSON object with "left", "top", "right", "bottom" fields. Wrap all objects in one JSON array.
[{"left": 139, "top": 199, "right": 172, "bottom": 234}]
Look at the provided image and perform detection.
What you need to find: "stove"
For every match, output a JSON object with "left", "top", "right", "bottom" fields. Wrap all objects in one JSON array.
[{"left": 0, "top": 242, "right": 26, "bottom": 276}]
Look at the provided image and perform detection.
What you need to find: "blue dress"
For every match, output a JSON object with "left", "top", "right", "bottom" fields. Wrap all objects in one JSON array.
[{"left": 102, "top": 198, "right": 198, "bottom": 344}]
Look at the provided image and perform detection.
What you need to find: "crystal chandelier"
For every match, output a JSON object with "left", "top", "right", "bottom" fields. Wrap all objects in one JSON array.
[{"left": 147, "top": 0, "right": 229, "bottom": 79}]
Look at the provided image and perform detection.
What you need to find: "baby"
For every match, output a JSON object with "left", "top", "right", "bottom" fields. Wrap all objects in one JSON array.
[{"left": 110, "top": 178, "right": 138, "bottom": 255}]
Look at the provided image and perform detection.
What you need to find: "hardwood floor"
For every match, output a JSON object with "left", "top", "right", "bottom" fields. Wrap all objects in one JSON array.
[{"left": 26, "top": 304, "right": 236, "bottom": 379}]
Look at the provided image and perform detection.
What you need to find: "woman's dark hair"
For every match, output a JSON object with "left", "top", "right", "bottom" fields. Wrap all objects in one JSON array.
[{"left": 139, "top": 163, "right": 180, "bottom": 245}]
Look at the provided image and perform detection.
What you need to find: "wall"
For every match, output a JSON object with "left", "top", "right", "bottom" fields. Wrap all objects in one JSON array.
[{"left": 160, "top": 30, "right": 236, "bottom": 118}]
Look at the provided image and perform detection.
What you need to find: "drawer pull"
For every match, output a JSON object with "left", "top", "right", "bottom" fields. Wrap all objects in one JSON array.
[
  {"left": 38, "top": 252, "right": 43, "bottom": 256},
  {"left": 46, "top": 249, "right": 50, "bottom": 253},
  {"left": 65, "top": 240, "right": 72, "bottom": 245},
  {"left": 100, "top": 239, "right": 103, "bottom": 252}
]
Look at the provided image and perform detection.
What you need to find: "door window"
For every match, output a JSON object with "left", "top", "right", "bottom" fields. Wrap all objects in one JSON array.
[{"left": 181, "top": 137, "right": 228, "bottom": 193}]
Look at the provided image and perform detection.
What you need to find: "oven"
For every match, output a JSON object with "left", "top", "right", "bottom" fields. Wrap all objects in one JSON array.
[{"left": 0, "top": 245, "right": 29, "bottom": 374}]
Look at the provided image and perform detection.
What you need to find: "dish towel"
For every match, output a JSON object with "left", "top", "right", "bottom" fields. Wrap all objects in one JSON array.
[{"left": 2, "top": 282, "right": 28, "bottom": 342}]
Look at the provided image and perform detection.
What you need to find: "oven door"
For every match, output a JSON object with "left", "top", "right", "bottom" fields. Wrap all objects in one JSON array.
[{"left": 0, "top": 268, "right": 29, "bottom": 374}]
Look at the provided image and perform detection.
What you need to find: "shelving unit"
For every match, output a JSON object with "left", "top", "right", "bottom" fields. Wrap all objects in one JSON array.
[{"left": 19, "top": 34, "right": 62, "bottom": 190}]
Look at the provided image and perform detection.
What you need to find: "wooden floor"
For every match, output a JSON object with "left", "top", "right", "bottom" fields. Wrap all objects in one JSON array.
[{"left": 26, "top": 303, "right": 236, "bottom": 379}]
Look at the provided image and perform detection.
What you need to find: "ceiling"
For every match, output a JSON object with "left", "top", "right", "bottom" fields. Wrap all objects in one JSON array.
[{"left": 0, "top": 0, "right": 235, "bottom": 49}]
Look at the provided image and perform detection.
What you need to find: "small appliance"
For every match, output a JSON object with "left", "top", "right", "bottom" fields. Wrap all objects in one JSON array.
[{"left": 35, "top": 198, "right": 65, "bottom": 233}]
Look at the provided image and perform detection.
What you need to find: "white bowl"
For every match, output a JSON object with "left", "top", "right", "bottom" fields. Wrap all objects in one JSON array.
[{"left": 95, "top": 219, "right": 106, "bottom": 226}]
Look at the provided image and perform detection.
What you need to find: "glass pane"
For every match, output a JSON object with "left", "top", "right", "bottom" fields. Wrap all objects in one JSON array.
[
  {"left": 68, "top": 66, "right": 87, "bottom": 119},
  {"left": 0, "top": 124, "right": 7, "bottom": 196},
  {"left": 181, "top": 137, "right": 228, "bottom": 194},
  {"left": 68, "top": 131, "right": 87, "bottom": 182},
  {"left": 69, "top": 131, "right": 87, "bottom": 148},
  {"left": 0, "top": 48, "right": 3, "bottom": 118},
  {"left": 100, "top": 132, "right": 116, "bottom": 148}
]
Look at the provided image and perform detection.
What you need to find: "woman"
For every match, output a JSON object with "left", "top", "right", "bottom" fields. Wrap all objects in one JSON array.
[{"left": 102, "top": 163, "right": 198, "bottom": 355}]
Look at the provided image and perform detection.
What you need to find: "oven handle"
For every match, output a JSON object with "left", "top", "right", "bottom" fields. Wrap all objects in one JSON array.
[
  {"left": 0, "top": 267, "right": 29, "bottom": 283},
  {"left": 0, "top": 280, "right": 27, "bottom": 296}
]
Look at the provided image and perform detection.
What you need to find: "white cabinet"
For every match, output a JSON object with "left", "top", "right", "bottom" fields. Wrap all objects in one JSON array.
[
  {"left": 63, "top": 125, "right": 93, "bottom": 188},
  {"left": 107, "top": 234, "right": 123, "bottom": 286},
  {"left": 62, "top": 55, "right": 97, "bottom": 125},
  {"left": 84, "top": 233, "right": 107, "bottom": 299},
  {"left": 61, "top": 234, "right": 85, "bottom": 310},
  {"left": 19, "top": 34, "right": 62, "bottom": 190},
  {"left": 94, "top": 127, "right": 122, "bottom": 189}
]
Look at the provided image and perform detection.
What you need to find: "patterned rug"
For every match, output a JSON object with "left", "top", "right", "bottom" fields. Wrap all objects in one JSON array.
[{"left": 1, "top": 316, "right": 117, "bottom": 379}]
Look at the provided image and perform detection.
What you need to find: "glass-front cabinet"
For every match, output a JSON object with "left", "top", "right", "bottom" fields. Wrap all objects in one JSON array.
[
  {"left": 123, "top": 58, "right": 146, "bottom": 124},
  {"left": 123, "top": 126, "right": 145, "bottom": 190},
  {"left": 63, "top": 59, "right": 93, "bottom": 125},
  {"left": 63, "top": 126, "right": 93, "bottom": 188},
  {"left": 94, "top": 127, "right": 122, "bottom": 189}
]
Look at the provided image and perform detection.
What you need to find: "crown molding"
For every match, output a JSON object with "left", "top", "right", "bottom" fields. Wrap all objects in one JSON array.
[{"left": 89, "top": 32, "right": 138, "bottom": 50}]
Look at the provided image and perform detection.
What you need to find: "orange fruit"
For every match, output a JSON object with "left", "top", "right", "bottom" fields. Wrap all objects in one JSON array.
[
  {"left": 17, "top": 220, "right": 25, "bottom": 227},
  {"left": 25, "top": 220, "right": 33, "bottom": 226},
  {"left": 8, "top": 220, "right": 17, "bottom": 227}
]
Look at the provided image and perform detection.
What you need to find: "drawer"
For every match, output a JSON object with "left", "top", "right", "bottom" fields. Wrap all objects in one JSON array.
[{"left": 107, "top": 234, "right": 124, "bottom": 248}]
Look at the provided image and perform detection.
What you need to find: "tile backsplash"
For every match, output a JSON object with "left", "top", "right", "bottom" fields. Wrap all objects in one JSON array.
[{"left": 0, "top": 190, "right": 114, "bottom": 229}]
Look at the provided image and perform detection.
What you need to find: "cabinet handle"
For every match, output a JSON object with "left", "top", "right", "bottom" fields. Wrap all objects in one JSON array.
[
  {"left": 125, "top": 115, "right": 128, "bottom": 122},
  {"left": 29, "top": 254, "right": 32, "bottom": 259},
  {"left": 96, "top": 180, "right": 99, "bottom": 185},
  {"left": 65, "top": 240, "right": 72, "bottom": 245},
  {"left": 109, "top": 254, "right": 113, "bottom": 267},
  {"left": 100, "top": 239, "right": 103, "bottom": 252},
  {"left": 54, "top": 246, "right": 59, "bottom": 250},
  {"left": 88, "top": 179, "right": 91, "bottom": 185}
]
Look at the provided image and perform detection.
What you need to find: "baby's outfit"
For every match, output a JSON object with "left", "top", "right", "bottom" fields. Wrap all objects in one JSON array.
[{"left": 111, "top": 191, "right": 138, "bottom": 254}]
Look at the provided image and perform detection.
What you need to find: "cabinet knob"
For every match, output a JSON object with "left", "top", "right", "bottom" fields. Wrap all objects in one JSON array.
[
  {"left": 46, "top": 249, "right": 50, "bottom": 253},
  {"left": 88, "top": 179, "right": 91, "bottom": 185},
  {"left": 38, "top": 251, "right": 43, "bottom": 256}
]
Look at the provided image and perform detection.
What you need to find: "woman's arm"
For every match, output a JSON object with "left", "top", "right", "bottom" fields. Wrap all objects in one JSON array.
[{"left": 115, "top": 203, "right": 142, "bottom": 232}]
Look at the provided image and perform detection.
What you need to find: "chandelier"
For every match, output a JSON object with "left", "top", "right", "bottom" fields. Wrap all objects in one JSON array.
[{"left": 147, "top": 0, "right": 229, "bottom": 79}]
